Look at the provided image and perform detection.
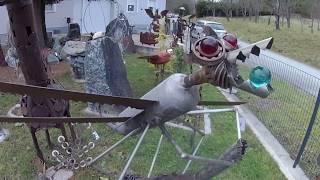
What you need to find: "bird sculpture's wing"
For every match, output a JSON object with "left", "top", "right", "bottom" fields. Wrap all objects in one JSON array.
[
  {"left": 227, "top": 37, "right": 274, "bottom": 63},
  {"left": 160, "top": 10, "right": 169, "bottom": 18},
  {"left": 145, "top": 9, "right": 154, "bottom": 19}
]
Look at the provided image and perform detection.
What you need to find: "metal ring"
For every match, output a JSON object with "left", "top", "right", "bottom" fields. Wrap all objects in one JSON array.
[
  {"left": 61, "top": 142, "right": 69, "bottom": 149},
  {"left": 73, "top": 163, "right": 80, "bottom": 170},
  {"left": 58, "top": 136, "right": 65, "bottom": 143},
  {"left": 88, "top": 142, "right": 95, "bottom": 149},
  {"left": 66, "top": 148, "right": 72, "bottom": 154},
  {"left": 52, "top": 150, "right": 59, "bottom": 157},
  {"left": 75, "top": 138, "right": 81, "bottom": 146},
  {"left": 82, "top": 145, "right": 89, "bottom": 153},
  {"left": 68, "top": 158, "right": 76, "bottom": 165},
  {"left": 77, "top": 152, "right": 84, "bottom": 158},
  {"left": 86, "top": 157, "right": 92, "bottom": 163},
  {"left": 56, "top": 158, "right": 62, "bottom": 163},
  {"left": 80, "top": 160, "right": 86, "bottom": 168}
]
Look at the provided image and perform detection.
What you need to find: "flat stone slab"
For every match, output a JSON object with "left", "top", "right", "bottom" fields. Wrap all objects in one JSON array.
[{"left": 0, "top": 128, "right": 9, "bottom": 143}]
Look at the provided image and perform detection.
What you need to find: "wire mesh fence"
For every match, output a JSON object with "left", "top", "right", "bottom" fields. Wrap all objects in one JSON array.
[{"left": 237, "top": 52, "right": 320, "bottom": 179}]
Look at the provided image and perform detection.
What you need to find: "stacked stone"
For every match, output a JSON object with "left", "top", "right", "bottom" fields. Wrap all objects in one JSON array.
[{"left": 61, "top": 41, "right": 87, "bottom": 81}]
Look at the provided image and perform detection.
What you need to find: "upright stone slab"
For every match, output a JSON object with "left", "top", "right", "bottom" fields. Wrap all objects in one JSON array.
[
  {"left": 85, "top": 36, "right": 133, "bottom": 114},
  {"left": 105, "top": 16, "right": 135, "bottom": 54}
]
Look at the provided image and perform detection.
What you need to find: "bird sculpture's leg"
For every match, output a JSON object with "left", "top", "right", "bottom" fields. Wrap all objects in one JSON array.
[
  {"left": 65, "top": 108, "right": 76, "bottom": 141},
  {"left": 45, "top": 129, "right": 53, "bottom": 149},
  {"left": 58, "top": 124, "right": 68, "bottom": 142},
  {"left": 159, "top": 125, "right": 231, "bottom": 166},
  {"left": 30, "top": 127, "right": 45, "bottom": 163}
]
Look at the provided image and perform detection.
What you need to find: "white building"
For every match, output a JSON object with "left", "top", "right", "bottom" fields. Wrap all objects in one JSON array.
[{"left": 0, "top": 0, "right": 166, "bottom": 42}]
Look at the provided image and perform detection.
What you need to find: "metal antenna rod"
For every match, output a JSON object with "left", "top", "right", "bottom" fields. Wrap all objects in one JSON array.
[
  {"left": 87, "top": 129, "right": 139, "bottom": 166},
  {"left": 119, "top": 124, "right": 150, "bottom": 180},
  {"left": 147, "top": 134, "right": 164, "bottom": 178},
  {"left": 182, "top": 136, "right": 204, "bottom": 174}
]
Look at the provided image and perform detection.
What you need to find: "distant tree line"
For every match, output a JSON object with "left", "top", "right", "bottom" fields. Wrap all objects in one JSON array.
[{"left": 196, "top": 0, "right": 320, "bottom": 32}]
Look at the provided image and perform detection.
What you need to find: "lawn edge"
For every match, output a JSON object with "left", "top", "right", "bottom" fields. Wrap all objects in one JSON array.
[{"left": 218, "top": 88, "right": 309, "bottom": 180}]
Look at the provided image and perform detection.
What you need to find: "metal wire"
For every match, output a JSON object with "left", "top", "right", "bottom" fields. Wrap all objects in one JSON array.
[{"left": 239, "top": 52, "right": 320, "bottom": 178}]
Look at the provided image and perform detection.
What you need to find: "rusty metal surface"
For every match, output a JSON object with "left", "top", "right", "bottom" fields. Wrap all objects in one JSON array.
[
  {"left": 0, "top": 0, "right": 17, "bottom": 6},
  {"left": 140, "top": 32, "right": 158, "bottom": 45},
  {"left": 0, "top": 81, "right": 158, "bottom": 109},
  {"left": 0, "top": 116, "right": 129, "bottom": 123}
]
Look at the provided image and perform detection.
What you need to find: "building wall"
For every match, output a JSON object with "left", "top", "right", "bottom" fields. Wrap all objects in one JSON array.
[
  {"left": 0, "top": 6, "right": 9, "bottom": 43},
  {"left": 117, "top": 0, "right": 167, "bottom": 31},
  {"left": 73, "top": 0, "right": 112, "bottom": 33},
  {"left": 45, "top": 0, "right": 74, "bottom": 34}
]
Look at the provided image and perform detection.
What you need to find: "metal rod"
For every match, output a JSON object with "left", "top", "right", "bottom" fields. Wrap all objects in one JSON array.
[
  {"left": 147, "top": 135, "right": 164, "bottom": 178},
  {"left": 187, "top": 108, "right": 235, "bottom": 115},
  {"left": 160, "top": 125, "right": 231, "bottom": 166},
  {"left": 235, "top": 109, "right": 242, "bottom": 139},
  {"left": 88, "top": 129, "right": 139, "bottom": 166},
  {"left": 178, "top": 119, "right": 206, "bottom": 136},
  {"left": 182, "top": 136, "right": 204, "bottom": 174},
  {"left": 119, "top": 124, "right": 150, "bottom": 180},
  {"left": 293, "top": 88, "right": 320, "bottom": 168}
]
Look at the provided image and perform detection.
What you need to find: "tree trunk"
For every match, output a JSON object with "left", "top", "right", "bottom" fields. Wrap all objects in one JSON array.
[
  {"left": 254, "top": 10, "right": 259, "bottom": 23},
  {"left": 317, "top": 18, "right": 320, "bottom": 31},
  {"left": 32, "top": 0, "right": 45, "bottom": 48},
  {"left": 281, "top": 15, "right": 285, "bottom": 27},
  {"left": 268, "top": 15, "right": 271, "bottom": 25},
  {"left": 275, "top": 0, "right": 280, "bottom": 30},
  {"left": 299, "top": 16, "right": 303, "bottom": 32},
  {"left": 311, "top": 10, "right": 314, "bottom": 33},
  {"left": 6, "top": 0, "right": 48, "bottom": 85},
  {"left": 311, "top": 18, "right": 314, "bottom": 33},
  {"left": 0, "top": 45, "right": 7, "bottom": 67},
  {"left": 286, "top": 7, "right": 291, "bottom": 28},
  {"left": 40, "top": 0, "right": 49, "bottom": 47},
  {"left": 275, "top": 15, "right": 280, "bottom": 30}
]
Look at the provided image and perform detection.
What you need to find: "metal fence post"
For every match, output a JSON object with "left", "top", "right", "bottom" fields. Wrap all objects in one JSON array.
[{"left": 293, "top": 87, "right": 320, "bottom": 168}]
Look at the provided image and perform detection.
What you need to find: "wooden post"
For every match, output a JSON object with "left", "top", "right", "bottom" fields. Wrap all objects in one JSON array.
[{"left": 5, "top": 0, "right": 73, "bottom": 162}]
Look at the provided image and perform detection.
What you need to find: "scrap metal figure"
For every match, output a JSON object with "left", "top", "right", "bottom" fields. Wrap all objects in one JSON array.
[{"left": 0, "top": 1, "right": 274, "bottom": 179}]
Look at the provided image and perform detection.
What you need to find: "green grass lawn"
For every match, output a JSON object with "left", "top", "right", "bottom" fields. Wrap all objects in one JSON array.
[
  {"left": 0, "top": 54, "right": 285, "bottom": 179},
  {"left": 203, "top": 16, "right": 320, "bottom": 68}
]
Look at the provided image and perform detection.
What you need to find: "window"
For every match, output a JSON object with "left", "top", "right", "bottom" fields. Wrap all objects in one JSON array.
[
  {"left": 45, "top": 4, "right": 57, "bottom": 13},
  {"left": 127, "top": 0, "right": 137, "bottom": 12}
]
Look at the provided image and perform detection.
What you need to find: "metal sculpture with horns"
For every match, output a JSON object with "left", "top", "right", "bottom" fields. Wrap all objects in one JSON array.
[{"left": 0, "top": 0, "right": 274, "bottom": 179}]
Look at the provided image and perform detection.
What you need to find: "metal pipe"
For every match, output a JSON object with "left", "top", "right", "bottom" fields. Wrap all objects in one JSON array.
[
  {"left": 235, "top": 109, "right": 242, "bottom": 139},
  {"left": 182, "top": 136, "right": 204, "bottom": 174},
  {"left": 187, "top": 108, "right": 235, "bottom": 115},
  {"left": 88, "top": 128, "right": 139, "bottom": 166},
  {"left": 147, "top": 135, "right": 164, "bottom": 178},
  {"left": 237, "top": 80, "right": 270, "bottom": 98},
  {"left": 119, "top": 124, "right": 150, "bottom": 180}
]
